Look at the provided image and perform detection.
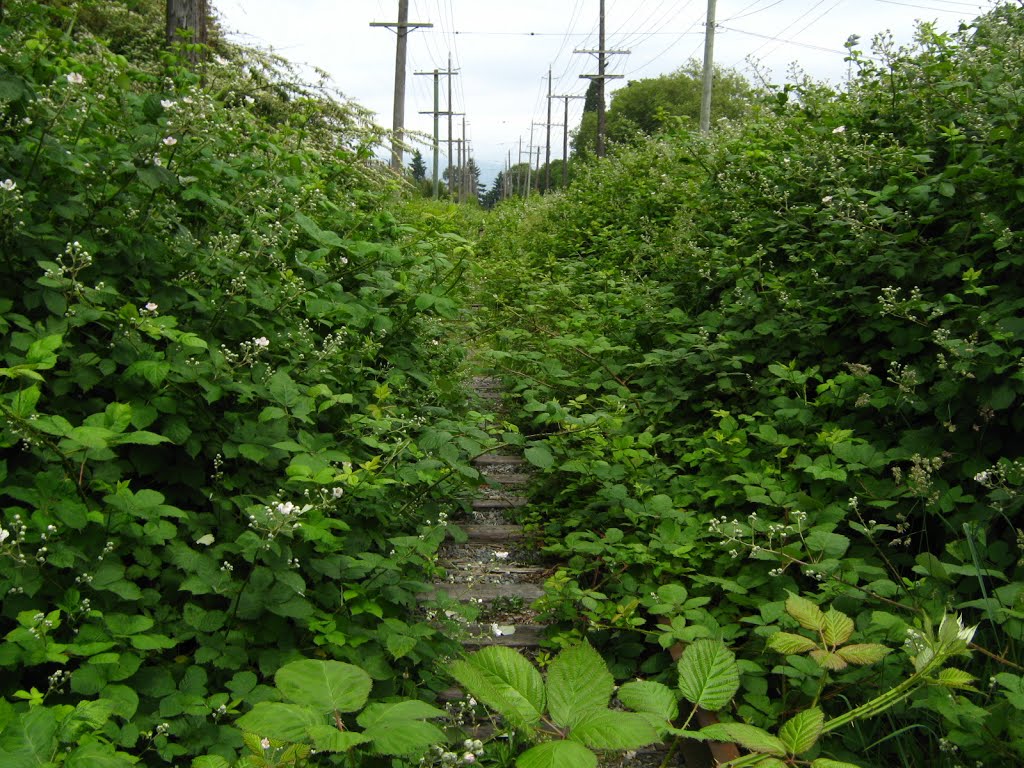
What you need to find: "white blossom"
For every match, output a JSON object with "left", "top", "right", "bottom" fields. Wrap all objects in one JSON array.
[
  {"left": 66, "top": 72, "right": 84, "bottom": 85},
  {"left": 832, "top": 125, "right": 846, "bottom": 134},
  {"left": 254, "top": 336, "right": 270, "bottom": 348},
  {"left": 162, "top": 136, "right": 178, "bottom": 147},
  {"left": 0, "top": 179, "right": 16, "bottom": 192}
]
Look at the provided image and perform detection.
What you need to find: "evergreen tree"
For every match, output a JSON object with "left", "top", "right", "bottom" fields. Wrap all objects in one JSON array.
[
  {"left": 466, "top": 158, "right": 485, "bottom": 201},
  {"left": 482, "top": 171, "right": 505, "bottom": 209},
  {"left": 582, "top": 79, "right": 602, "bottom": 115},
  {"left": 409, "top": 150, "right": 427, "bottom": 182}
]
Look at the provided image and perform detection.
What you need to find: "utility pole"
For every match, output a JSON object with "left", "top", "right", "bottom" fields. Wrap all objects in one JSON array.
[
  {"left": 505, "top": 150, "right": 512, "bottom": 200},
  {"left": 532, "top": 120, "right": 561, "bottom": 193},
  {"left": 517, "top": 137, "right": 524, "bottom": 196},
  {"left": 416, "top": 61, "right": 460, "bottom": 198},
  {"left": 526, "top": 123, "right": 534, "bottom": 195},
  {"left": 545, "top": 67, "right": 553, "bottom": 191},
  {"left": 699, "top": 0, "right": 717, "bottom": 133},
  {"left": 575, "top": 0, "right": 629, "bottom": 157},
  {"left": 553, "top": 94, "right": 585, "bottom": 187},
  {"left": 415, "top": 68, "right": 440, "bottom": 197},
  {"left": 461, "top": 117, "right": 468, "bottom": 202},
  {"left": 446, "top": 54, "right": 460, "bottom": 197},
  {"left": 533, "top": 145, "right": 543, "bottom": 193},
  {"left": 370, "top": 1, "right": 432, "bottom": 171}
]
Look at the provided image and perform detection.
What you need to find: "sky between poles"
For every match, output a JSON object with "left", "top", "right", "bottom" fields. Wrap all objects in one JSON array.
[{"left": 215, "top": 0, "right": 1000, "bottom": 186}]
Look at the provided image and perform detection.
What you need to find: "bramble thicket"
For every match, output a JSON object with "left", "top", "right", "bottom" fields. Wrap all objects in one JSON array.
[{"left": 1, "top": 2, "right": 1023, "bottom": 768}]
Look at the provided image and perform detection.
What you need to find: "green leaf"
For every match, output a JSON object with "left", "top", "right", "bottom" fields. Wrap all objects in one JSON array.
[
  {"left": 546, "top": 642, "right": 614, "bottom": 728},
  {"left": 364, "top": 718, "right": 445, "bottom": 755},
  {"left": 235, "top": 702, "right": 323, "bottom": 743},
  {"left": 786, "top": 592, "right": 826, "bottom": 632},
  {"left": 27, "top": 334, "right": 62, "bottom": 366},
  {"left": 67, "top": 425, "right": 115, "bottom": 450},
  {"left": 268, "top": 370, "right": 302, "bottom": 408},
  {"left": 936, "top": 668, "right": 977, "bottom": 691},
  {"left": 570, "top": 709, "right": 660, "bottom": 749},
  {"left": 305, "top": 725, "right": 370, "bottom": 753},
  {"left": 617, "top": 680, "right": 678, "bottom": 722},
  {"left": 677, "top": 638, "right": 740, "bottom": 711},
  {"left": 811, "top": 760, "right": 865, "bottom": 768},
  {"left": 274, "top": 659, "right": 372, "bottom": 714},
  {"left": 449, "top": 646, "right": 545, "bottom": 731},
  {"left": 809, "top": 649, "right": 847, "bottom": 671},
  {"left": 524, "top": 444, "right": 554, "bottom": 469},
  {"left": 129, "top": 633, "right": 177, "bottom": 650},
  {"left": 238, "top": 443, "right": 269, "bottom": 462},
  {"left": 356, "top": 700, "right": 446, "bottom": 728},
  {"left": 124, "top": 360, "right": 171, "bottom": 387},
  {"left": 806, "top": 531, "right": 850, "bottom": 559},
  {"left": 192, "top": 757, "right": 232, "bottom": 768},
  {"left": 821, "top": 608, "right": 854, "bottom": 647},
  {"left": 778, "top": 707, "right": 824, "bottom": 754},
  {"left": 384, "top": 633, "right": 418, "bottom": 660},
  {"left": 112, "top": 429, "right": 170, "bottom": 446},
  {"left": 0, "top": 706, "right": 58, "bottom": 766},
  {"left": 835, "top": 644, "right": 891, "bottom": 666},
  {"left": 517, "top": 740, "right": 597, "bottom": 768},
  {"left": 137, "top": 165, "right": 179, "bottom": 190},
  {"left": 105, "top": 614, "right": 154, "bottom": 636},
  {"left": 696, "top": 722, "right": 787, "bottom": 755},
  {"left": 10, "top": 387, "right": 40, "bottom": 418},
  {"left": 64, "top": 741, "right": 136, "bottom": 768},
  {"left": 767, "top": 632, "right": 819, "bottom": 655},
  {"left": 295, "top": 212, "right": 345, "bottom": 248}
]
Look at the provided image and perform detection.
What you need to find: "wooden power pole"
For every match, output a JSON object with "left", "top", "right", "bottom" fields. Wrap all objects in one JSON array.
[
  {"left": 553, "top": 94, "right": 585, "bottom": 186},
  {"left": 166, "top": 0, "right": 208, "bottom": 63},
  {"left": 700, "top": 0, "right": 717, "bottom": 133},
  {"left": 371, "top": 1, "right": 432, "bottom": 171},
  {"left": 575, "top": 0, "right": 629, "bottom": 157},
  {"left": 417, "top": 61, "right": 460, "bottom": 199},
  {"left": 415, "top": 68, "right": 441, "bottom": 197},
  {"left": 544, "top": 67, "right": 553, "bottom": 191}
]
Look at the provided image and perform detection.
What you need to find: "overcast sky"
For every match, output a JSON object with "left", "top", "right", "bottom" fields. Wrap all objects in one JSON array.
[{"left": 214, "top": 0, "right": 1000, "bottom": 186}]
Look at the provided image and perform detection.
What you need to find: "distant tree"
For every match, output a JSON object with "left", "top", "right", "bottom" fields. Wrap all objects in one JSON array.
[
  {"left": 166, "top": 0, "right": 208, "bottom": 62},
  {"left": 409, "top": 150, "right": 427, "bottom": 182},
  {"left": 441, "top": 159, "right": 484, "bottom": 203},
  {"left": 482, "top": 171, "right": 505, "bottom": 209},
  {"left": 572, "top": 60, "right": 755, "bottom": 156},
  {"left": 582, "top": 79, "right": 602, "bottom": 115},
  {"left": 466, "top": 158, "right": 485, "bottom": 201}
]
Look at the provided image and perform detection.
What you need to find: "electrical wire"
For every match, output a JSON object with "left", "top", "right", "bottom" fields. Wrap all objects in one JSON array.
[
  {"left": 717, "top": 24, "right": 849, "bottom": 55},
  {"left": 873, "top": 0, "right": 992, "bottom": 12},
  {"left": 719, "top": 0, "right": 787, "bottom": 23}
]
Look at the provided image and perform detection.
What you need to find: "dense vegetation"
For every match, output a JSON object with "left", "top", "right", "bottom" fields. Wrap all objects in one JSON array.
[
  {"left": 475, "top": 5, "right": 1024, "bottom": 767},
  {"left": 3, "top": 1, "right": 1023, "bottom": 767},
  {"left": 0, "top": 2, "right": 495, "bottom": 765}
]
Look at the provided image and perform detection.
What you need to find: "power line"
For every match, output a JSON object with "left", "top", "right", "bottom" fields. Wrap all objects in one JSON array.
[
  {"left": 756, "top": 0, "right": 845, "bottom": 62},
  {"left": 717, "top": 24, "right": 849, "bottom": 55},
  {"left": 619, "top": 0, "right": 698, "bottom": 52},
  {"left": 873, "top": 0, "right": 992, "bottom": 12},
  {"left": 735, "top": 0, "right": 831, "bottom": 65},
  {"left": 719, "top": 0, "right": 786, "bottom": 23},
  {"left": 621, "top": 13, "right": 704, "bottom": 76}
]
